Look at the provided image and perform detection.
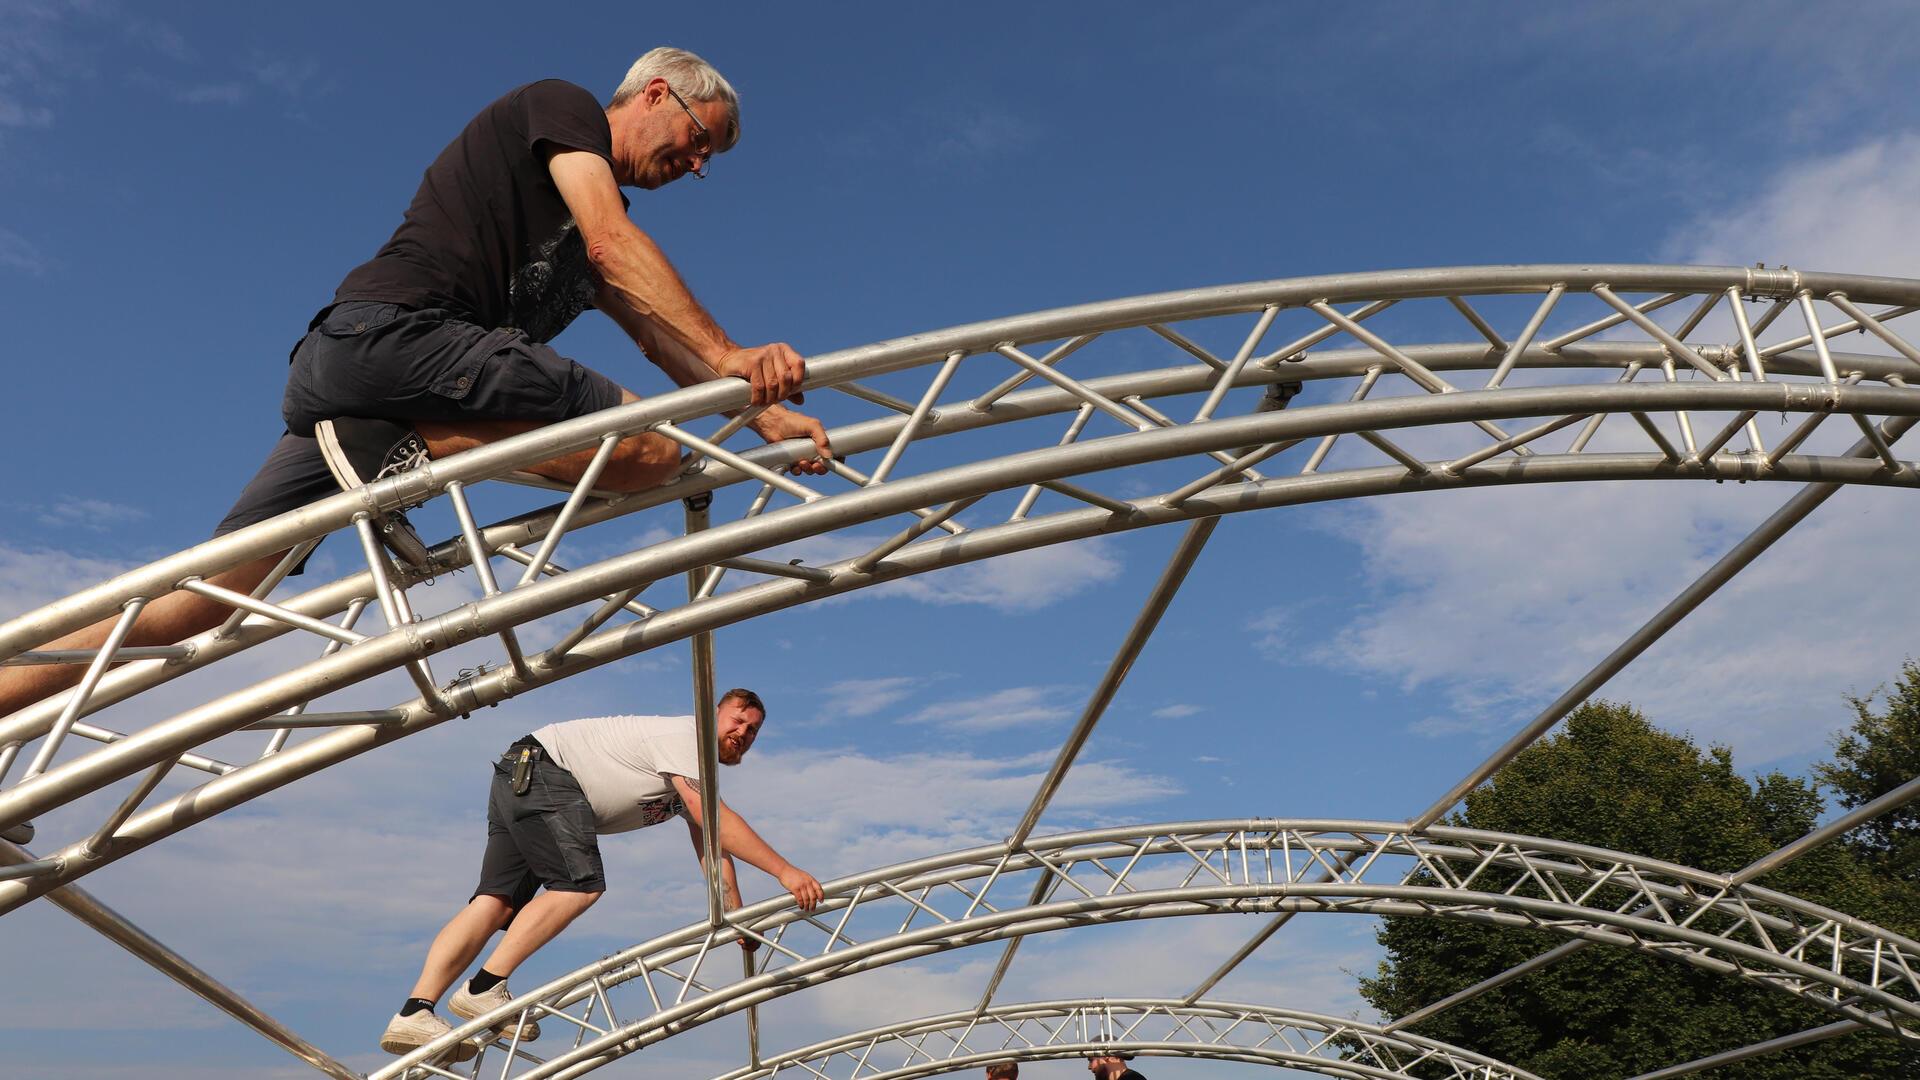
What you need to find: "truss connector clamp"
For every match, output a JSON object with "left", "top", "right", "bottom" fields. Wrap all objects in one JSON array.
[
  {"left": 408, "top": 603, "right": 488, "bottom": 656},
  {"left": 1742, "top": 264, "right": 1802, "bottom": 299},
  {"left": 369, "top": 463, "right": 439, "bottom": 514},
  {"left": 1258, "top": 381, "right": 1303, "bottom": 412},
  {"left": 683, "top": 491, "right": 714, "bottom": 513}
]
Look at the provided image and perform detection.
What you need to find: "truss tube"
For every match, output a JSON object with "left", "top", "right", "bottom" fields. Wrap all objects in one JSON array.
[
  {"left": 12, "top": 260, "right": 1919, "bottom": 657},
  {"left": 11, "top": 451, "right": 1920, "bottom": 910},
  {"left": 1625, "top": 1019, "right": 1865, "bottom": 1079},
  {"left": 1007, "top": 518, "right": 1218, "bottom": 850},
  {"left": 710, "top": 999, "right": 1546, "bottom": 1080},
  {"left": 0, "top": 839, "right": 357, "bottom": 1080},
  {"left": 372, "top": 821, "right": 1920, "bottom": 1078},
  {"left": 7, "top": 376, "right": 1910, "bottom": 836}
]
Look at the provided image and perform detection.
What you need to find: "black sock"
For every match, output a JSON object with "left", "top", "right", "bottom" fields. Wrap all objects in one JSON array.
[
  {"left": 399, "top": 997, "right": 435, "bottom": 1017},
  {"left": 468, "top": 968, "right": 506, "bottom": 994}
]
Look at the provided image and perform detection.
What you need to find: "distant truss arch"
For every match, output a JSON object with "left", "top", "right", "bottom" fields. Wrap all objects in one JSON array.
[
  {"left": 5, "top": 264, "right": 1920, "bottom": 916},
  {"left": 706, "top": 999, "right": 1548, "bottom": 1080},
  {"left": 367, "top": 820, "right": 1920, "bottom": 1078}
]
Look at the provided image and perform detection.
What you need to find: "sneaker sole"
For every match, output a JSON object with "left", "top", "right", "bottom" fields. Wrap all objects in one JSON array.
[
  {"left": 315, "top": 420, "right": 434, "bottom": 569},
  {"left": 379, "top": 1032, "right": 479, "bottom": 1063}
]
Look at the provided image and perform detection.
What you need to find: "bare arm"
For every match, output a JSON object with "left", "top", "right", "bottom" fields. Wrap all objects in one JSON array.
[
  {"left": 598, "top": 288, "right": 833, "bottom": 473},
  {"left": 681, "top": 814, "right": 745, "bottom": 910},
  {"left": 673, "top": 775, "right": 823, "bottom": 910},
  {"left": 548, "top": 147, "right": 806, "bottom": 404}
]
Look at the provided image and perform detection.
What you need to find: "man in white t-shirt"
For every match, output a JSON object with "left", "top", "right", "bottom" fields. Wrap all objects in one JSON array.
[{"left": 379, "top": 688, "right": 824, "bottom": 1059}]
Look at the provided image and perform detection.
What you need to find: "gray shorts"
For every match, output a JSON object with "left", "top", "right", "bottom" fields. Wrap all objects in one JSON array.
[
  {"left": 475, "top": 738, "right": 608, "bottom": 911},
  {"left": 214, "top": 300, "right": 625, "bottom": 542},
  {"left": 280, "top": 301, "right": 624, "bottom": 437}
]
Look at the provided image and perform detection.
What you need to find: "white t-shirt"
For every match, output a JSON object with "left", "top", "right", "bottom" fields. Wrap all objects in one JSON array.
[{"left": 531, "top": 714, "right": 702, "bottom": 834}]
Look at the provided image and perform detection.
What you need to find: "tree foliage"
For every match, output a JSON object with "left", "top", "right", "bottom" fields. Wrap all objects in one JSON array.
[
  {"left": 1817, "top": 659, "right": 1920, "bottom": 888},
  {"left": 1356, "top": 700, "right": 1920, "bottom": 1078}
]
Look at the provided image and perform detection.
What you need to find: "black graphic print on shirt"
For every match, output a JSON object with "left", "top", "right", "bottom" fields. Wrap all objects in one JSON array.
[{"left": 510, "top": 218, "right": 599, "bottom": 342}]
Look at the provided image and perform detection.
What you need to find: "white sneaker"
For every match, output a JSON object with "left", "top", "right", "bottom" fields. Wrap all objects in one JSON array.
[
  {"left": 379, "top": 1009, "right": 480, "bottom": 1061},
  {"left": 450, "top": 979, "right": 541, "bottom": 1042}
]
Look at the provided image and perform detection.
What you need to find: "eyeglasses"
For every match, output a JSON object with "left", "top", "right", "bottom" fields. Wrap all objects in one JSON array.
[{"left": 665, "top": 86, "right": 713, "bottom": 179}]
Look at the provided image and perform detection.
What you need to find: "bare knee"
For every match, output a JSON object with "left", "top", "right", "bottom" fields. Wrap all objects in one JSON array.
[
  {"left": 557, "top": 889, "right": 603, "bottom": 914},
  {"left": 469, "top": 893, "right": 517, "bottom": 931},
  {"left": 599, "top": 433, "right": 682, "bottom": 493}
]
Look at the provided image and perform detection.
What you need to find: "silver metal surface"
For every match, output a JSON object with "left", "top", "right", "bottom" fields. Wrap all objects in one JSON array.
[
  {"left": 7, "top": 265, "right": 1920, "bottom": 1079},
  {"left": 711, "top": 999, "right": 1547, "bottom": 1080},
  {"left": 369, "top": 820, "right": 1920, "bottom": 1078}
]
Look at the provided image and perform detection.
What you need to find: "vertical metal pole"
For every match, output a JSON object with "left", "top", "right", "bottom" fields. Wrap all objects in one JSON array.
[
  {"left": 0, "top": 839, "right": 360, "bottom": 1080},
  {"left": 684, "top": 494, "right": 726, "bottom": 929}
]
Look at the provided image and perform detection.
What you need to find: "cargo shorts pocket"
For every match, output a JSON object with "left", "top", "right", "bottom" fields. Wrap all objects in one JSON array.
[
  {"left": 316, "top": 301, "right": 403, "bottom": 338},
  {"left": 429, "top": 325, "right": 517, "bottom": 402}
]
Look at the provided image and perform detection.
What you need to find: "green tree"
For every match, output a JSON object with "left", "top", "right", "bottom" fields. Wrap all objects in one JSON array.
[
  {"left": 1817, "top": 659, "right": 1920, "bottom": 888},
  {"left": 1357, "top": 700, "right": 1919, "bottom": 1078}
]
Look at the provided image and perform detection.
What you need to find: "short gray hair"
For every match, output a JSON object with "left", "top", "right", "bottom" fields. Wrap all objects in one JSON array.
[{"left": 610, "top": 46, "right": 740, "bottom": 151}]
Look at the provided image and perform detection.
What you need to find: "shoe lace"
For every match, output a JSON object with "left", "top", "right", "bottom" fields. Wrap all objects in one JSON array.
[{"left": 375, "top": 434, "right": 430, "bottom": 481}]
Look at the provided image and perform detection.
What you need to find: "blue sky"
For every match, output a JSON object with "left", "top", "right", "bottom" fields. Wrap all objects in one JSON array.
[{"left": 6, "top": 2, "right": 1920, "bottom": 1077}]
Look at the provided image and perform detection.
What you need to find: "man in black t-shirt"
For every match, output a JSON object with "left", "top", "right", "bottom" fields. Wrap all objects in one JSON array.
[{"left": 0, "top": 47, "right": 831, "bottom": 720}]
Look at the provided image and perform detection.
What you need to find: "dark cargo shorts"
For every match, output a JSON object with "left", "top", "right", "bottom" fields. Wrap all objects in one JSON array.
[
  {"left": 213, "top": 301, "right": 626, "bottom": 539},
  {"left": 475, "top": 737, "right": 608, "bottom": 911}
]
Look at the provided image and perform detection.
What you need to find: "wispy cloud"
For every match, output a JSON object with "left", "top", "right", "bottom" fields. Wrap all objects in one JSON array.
[
  {"left": 1152, "top": 703, "right": 1204, "bottom": 719},
  {"left": 173, "top": 81, "right": 246, "bottom": 106},
  {"left": 819, "top": 674, "right": 929, "bottom": 719},
  {"left": 900, "top": 684, "right": 1081, "bottom": 733},
  {"left": 0, "top": 225, "right": 46, "bottom": 274},
  {"left": 926, "top": 108, "right": 1039, "bottom": 164},
  {"left": 31, "top": 495, "right": 148, "bottom": 530}
]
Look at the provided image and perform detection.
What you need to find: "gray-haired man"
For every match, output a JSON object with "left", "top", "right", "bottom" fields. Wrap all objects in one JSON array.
[
  {"left": 381, "top": 688, "right": 823, "bottom": 1058},
  {"left": 0, "top": 46, "right": 830, "bottom": 719}
]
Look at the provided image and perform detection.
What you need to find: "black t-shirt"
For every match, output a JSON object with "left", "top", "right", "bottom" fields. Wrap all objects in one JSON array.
[{"left": 334, "top": 79, "right": 619, "bottom": 343}]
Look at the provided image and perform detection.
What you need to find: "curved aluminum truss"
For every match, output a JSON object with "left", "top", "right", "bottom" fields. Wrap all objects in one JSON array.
[
  {"left": 366, "top": 819, "right": 1920, "bottom": 1078},
  {"left": 5, "top": 265, "right": 1920, "bottom": 1078},
  {"left": 708, "top": 998, "right": 1548, "bottom": 1080}
]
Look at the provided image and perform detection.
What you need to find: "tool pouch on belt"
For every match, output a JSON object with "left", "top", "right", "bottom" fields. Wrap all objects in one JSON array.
[{"left": 511, "top": 746, "right": 538, "bottom": 796}]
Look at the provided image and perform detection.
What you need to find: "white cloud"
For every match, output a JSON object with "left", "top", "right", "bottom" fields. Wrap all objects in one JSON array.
[
  {"left": 31, "top": 495, "right": 148, "bottom": 530},
  {"left": 819, "top": 674, "right": 929, "bottom": 719},
  {"left": 1152, "top": 703, "right": 1204, "bottom": 719},
  {"left": 901, "top": 684, "right": 1080, "bottom": 734},
  {"left": 1664, "top": 132, "right": 1920, "bottom": 277}
]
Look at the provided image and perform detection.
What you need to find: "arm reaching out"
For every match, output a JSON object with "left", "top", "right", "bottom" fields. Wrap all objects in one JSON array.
[
  {"left": 673, "top": 775, "right": 824, "bottom": 911},
  {"left": 598, "top": 289, "right": 832, "bottom": 474},
  {"left": 548, "top": 147, "right": 808, "bottom": 405}
]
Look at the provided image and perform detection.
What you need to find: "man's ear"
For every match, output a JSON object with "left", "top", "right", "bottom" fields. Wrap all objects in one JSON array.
[{"left": 643, "top": 77, "right": 671, "bottom": 108}]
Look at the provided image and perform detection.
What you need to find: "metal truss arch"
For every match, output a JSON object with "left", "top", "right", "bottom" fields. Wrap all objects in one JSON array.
[
  {"left": 8, "top": 264, "right": 1920, "bottom": 1076},
  {"left": 5, "top": 382, "right": 1920, "bottom": 914},
  {"left": 711, "top": 999, "right": 1547, "bottom": 1080},
  {"left": 368, "top": 820, "right": 1920, "bottom": 1078}
]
